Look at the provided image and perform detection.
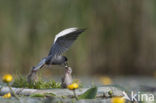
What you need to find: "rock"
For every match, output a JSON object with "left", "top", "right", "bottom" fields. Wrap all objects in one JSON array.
[{"left": 0, "top": 86, "right": 124, "bottom": 97}]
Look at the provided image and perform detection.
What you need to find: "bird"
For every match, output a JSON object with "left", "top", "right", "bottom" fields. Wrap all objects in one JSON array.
[
  {"left": 27, "top": 27, "right": 85, "bottom": 82},
  {"left": 61, "top": 66, "right": 73, "bottom": 88}
]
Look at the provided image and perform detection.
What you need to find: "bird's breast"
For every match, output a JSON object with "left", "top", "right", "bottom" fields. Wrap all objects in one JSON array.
[{"left": 50, "top": 56, "right": 65, "bottom": 65}]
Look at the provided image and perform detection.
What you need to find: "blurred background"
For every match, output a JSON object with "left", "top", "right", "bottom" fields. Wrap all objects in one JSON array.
[{"left": 0, "top": 0, "right": 156, "bottom": 77}]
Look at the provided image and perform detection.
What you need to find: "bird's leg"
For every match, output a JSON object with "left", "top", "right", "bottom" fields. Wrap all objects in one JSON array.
[{"left": 44, "top": 65, "right": 50, "bottom": 69}]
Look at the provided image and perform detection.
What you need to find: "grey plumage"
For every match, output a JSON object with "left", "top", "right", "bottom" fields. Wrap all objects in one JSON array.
[
  {"left": 27, "top": 28, "right": 85, "bottom": 83},
  {"left": 61, "top": 67, "right": 73, "bottom": 88},
  {"left": 31, "top": 27, "right": 85, "bottom": 72}
]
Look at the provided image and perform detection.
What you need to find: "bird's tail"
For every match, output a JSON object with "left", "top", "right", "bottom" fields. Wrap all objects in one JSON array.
[
  {"left": 33, "top": 57, "right": 46, "bottom": 71},
  {"left": 27, "top": 58, "right": 46, "bottom": 83}
]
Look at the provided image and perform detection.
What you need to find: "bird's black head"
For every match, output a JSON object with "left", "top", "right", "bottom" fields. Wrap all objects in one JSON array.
[{"left": 63, "top": 56, "right": 68, "bottom": 62}]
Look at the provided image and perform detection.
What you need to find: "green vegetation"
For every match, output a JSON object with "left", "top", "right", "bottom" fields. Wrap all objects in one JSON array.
[
  {"left": 29, "top": 87, "right": 98, "bottom": 99},
  {"left": 12, "top": 75, "right": 61, "bottom": 89},
  {"left": 30, "top": 93, "right": 56, "bottom": 98},
  {"left": 78, "top": 87, "right": 97, "bottom": 99}
]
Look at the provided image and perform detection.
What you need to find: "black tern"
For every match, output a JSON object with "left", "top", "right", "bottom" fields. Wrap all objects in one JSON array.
[{"left": 28, "top": 27, "right": 85, "bottom": 75}]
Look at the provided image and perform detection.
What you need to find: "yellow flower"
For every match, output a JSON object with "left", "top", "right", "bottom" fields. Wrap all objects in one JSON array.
[
  {"left": 100, "top": 76, "right": 112, "bottom": 85},
  {"left": 111, "top": 97, "right": 125, "bottom": 103},
  {"left": 67, "top": 83, "right": 79, "bottom": 90},
  {"left": 2, "top": 93, "right": 11, "bottom": 98},
  {"left": 2, "top": 74, "right": 13, "bottom": 83}
]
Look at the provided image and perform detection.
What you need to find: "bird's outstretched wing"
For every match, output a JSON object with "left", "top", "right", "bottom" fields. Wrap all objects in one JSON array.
[{"left": 48, "top": 27, "right": 85, "bottom": 56}]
